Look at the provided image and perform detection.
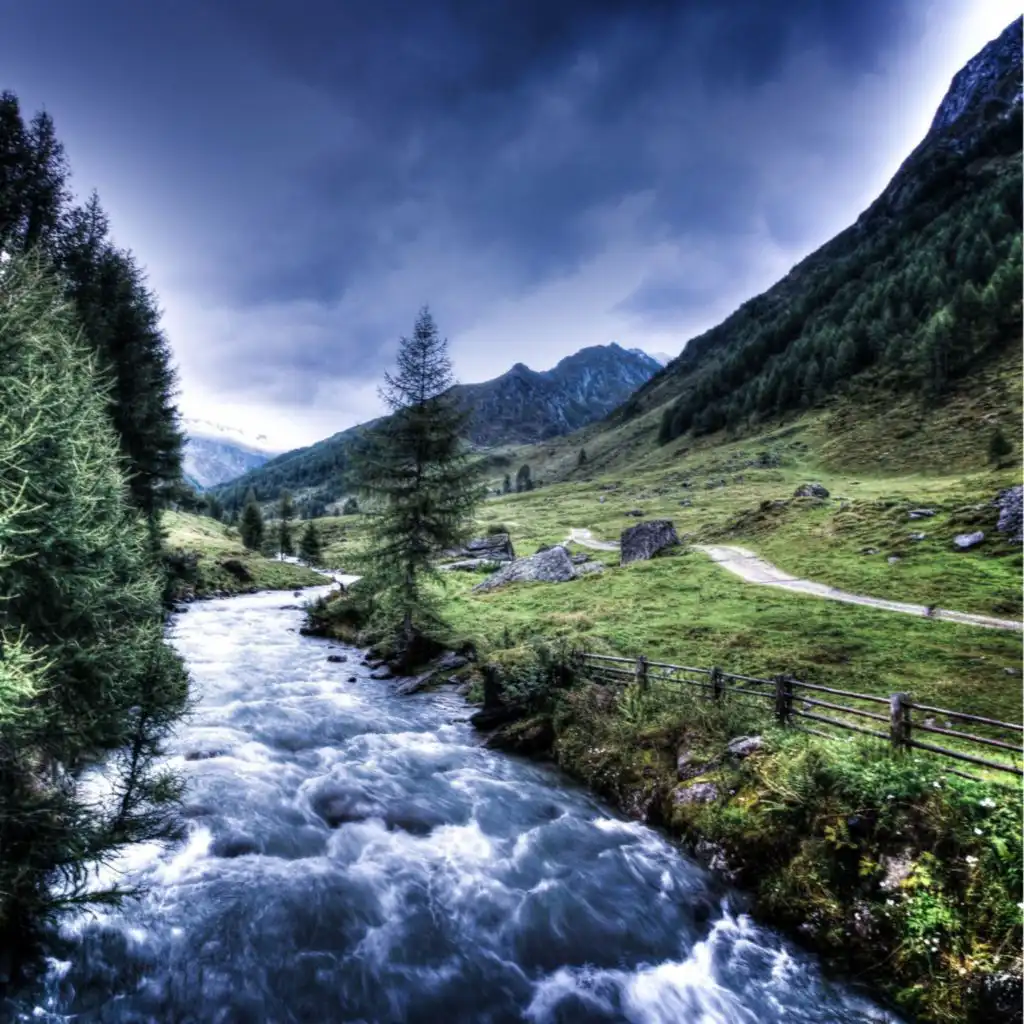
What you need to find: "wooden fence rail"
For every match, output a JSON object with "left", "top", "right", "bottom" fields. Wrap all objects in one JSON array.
[{"left": 576, "top": 651, "right": 1023, "bottom": 780}]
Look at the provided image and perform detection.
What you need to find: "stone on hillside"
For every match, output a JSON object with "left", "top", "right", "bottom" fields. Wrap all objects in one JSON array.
[
  {"left": 909, "top": 532, "right": 927, "bottom": 542},
  {"left": 995, "top": 485, "right": 1023, "bottom": 543},
  {"left": 908, "top": 508, "right": 936, "bottom": 519},
  {"left": 953, "top": 531, "right": 985, "bottom": 551},
  {"left": 793, "top": 482, "right": 829, "bottom": 499},
  {"left": 464, "top": 533, "right": 515, "bottom": 561},
  {"left": 598, "top": 496, "right": 606, "bottom": 503},
  {"left": 473, "top": 545, "right": 577, "bottom": 592},
  {"left": 570, "top": 553, "right": 591, "bottom": 564},
  {"left": 860, "top": 546, "right": 879, "bottom": 555},
  {"left": 439, "top": 558, "right": 504, "bottom": 572},
  {"left": 573, "top": 561, "right": 604, "bottom": 577},
  {"left": 673, "top": 781, "right": 719, "bottom": 805},
  {"left": 620, "top": 519, "right": 679, "bottom": 566},
  {"left": 625, "top": 508, "right": 645, "bottom": 517},
  {"left": 887, "top": 555, "right": 901, "bottom": 565},
  {"left": 726, "top": 735, "right": 764, "bottom": 759}
]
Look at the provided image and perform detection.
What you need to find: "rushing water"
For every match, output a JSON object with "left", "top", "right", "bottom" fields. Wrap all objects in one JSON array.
[{"left": 13, "top": 586, "right": 902, "bottom": 1023}]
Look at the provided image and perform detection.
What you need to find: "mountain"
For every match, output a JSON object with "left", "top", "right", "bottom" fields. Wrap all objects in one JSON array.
[
  {"left": 208, "top": 343, "right": 660, "bottom": 509},
  {"left": 452, "top": 343, "right": 661, "bottom": 446},
  {"left": 608, "top": 18, "right": 1021, "bottom": 446},
  {"left": 182, "top": 418, "right": 279, "bottom": 489}
]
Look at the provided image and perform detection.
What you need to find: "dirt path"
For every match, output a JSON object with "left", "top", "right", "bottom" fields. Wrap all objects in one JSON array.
[
  {"left": 695, "top": 544, "right": 1023, "bottom": 632},
  {"left": 567, "top": 527, "right": 620, "bottom": 551},
  {"left": 562, "top": 531, "right": 1021, "bottom": 631}
]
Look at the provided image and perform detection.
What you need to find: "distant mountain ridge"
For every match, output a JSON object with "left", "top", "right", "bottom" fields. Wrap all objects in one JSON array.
[
  {"left": 208, "top": 342, "right": 661, "bottom": 508},
  {"left": 182, "top": 418, "right": 278, "bottom": 489},
  {"left": 453, "top": 343, "right": 660, "bottom": 446}
]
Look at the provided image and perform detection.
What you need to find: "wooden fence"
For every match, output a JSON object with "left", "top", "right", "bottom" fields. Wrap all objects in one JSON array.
[{"left": 577, "top": 651, "right": 1024, "bottom": 781}]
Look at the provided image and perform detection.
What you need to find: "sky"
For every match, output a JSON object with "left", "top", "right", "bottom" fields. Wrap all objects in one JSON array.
[{"left": 1, "top": 1, "right": 1019, "bottom": 450}]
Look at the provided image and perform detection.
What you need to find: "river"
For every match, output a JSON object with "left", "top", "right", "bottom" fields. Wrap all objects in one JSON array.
[{"left": 14, "top": 585, "right": 901, "bottom": 1023}]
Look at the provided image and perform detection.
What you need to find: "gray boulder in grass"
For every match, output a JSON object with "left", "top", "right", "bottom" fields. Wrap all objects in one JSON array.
[
  {"left": 473, "top": 545, "right": 577, "bottom": 592},
  {"left": 464, "top": 533, "right": 515, "bottom": 561},
  {"left": 620, "top": 520, "right": 679, "bottom": 566},
  {"left": 793, "top": 482, "right": 829, "bottom": 499}
]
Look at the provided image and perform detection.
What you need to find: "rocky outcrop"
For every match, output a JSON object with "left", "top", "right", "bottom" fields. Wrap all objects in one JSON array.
[
  {"left": 793, "top": 482, "right": 829, "bottom": 499},
  {"left": 473, "top": 545, "right": 599, "bottom": 592},
  {"left": 995, "top": 485, "right": 1022, "bottom": 543},
  {"left": 464, "top": 533, "right": 515, "bottom": 561},
  {"left": 620, "top": 520, "right": 679, "bottom": 566}
]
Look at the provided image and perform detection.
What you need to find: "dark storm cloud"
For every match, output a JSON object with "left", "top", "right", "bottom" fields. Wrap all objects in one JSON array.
[{"left": 0, "top": 0, "right": 938, "bottom": 442}]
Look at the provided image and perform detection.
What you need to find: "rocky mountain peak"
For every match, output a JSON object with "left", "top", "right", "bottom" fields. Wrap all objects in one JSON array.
[{"left": 929, "top": 18, "right": 1022, "bottom": 136}]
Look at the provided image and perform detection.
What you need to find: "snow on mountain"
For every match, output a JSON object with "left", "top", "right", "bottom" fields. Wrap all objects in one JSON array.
[{"left": 182, "top": 417, "right": 279, "bottom": 489}]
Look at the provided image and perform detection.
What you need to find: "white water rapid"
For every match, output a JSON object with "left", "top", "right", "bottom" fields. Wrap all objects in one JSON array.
[{"left": 12, "top": 585, "right": 903, "bottom": 1023}]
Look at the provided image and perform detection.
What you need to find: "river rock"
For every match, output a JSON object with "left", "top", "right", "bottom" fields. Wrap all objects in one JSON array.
[
  {"left": 394, "top": 671, "right": 436, "bottom": 696},
  {"left": 220, "top": 558, "right": 253, "bottom": 582},
  {"left": 673, "top": 781, "right": 719, "bottom": 805},
  {"left": 953, "top": 531, "right": 985, "bottom": 551},
  {"left": 676, "top": 751, "right": 714, "bottom": 781},
  {"left": 210, "top": 833, "right": 260, "bottom": 859},
  {"left": 793, "top": 482, "right": 829, "bottom": 499},
  {"left": 470, "top": 704, "right": 525, "bottom": 730},
  {"left": 435, "top": 651, "right": 469, "bottom": 672},
  {"left": 484, "top": 716, "right": 554, "bottom": 755},
  {"left": 327, "top": 654, "right": 347, "bottom": 663},
  {"left": 908, "top": 508, "right": 936, "bottom": 519},
  {"left": 995, "top": 485, "right": 1023, "bottom": 543},
  {"left": 620, "top": 519, "right": 679, "bottom": 566},
  {"left": 473, "top": 546, "right": 579, "bottom": 592},
  {"left": 370, "top": 667, "right": 394, "bottom": 680},
  {"left": 463, "top": 533, "right": 515, "bottom": 561}
]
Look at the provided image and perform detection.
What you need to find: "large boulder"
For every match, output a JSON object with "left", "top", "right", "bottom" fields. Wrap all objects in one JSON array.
[
  {"left": 463, "top": 533, "right": 515, "bottom": 561},
  {"left": 473, "top": 545, "right": 578, "bottom": 593},
  {"left": 995, "top": 485, "right": 1023, "bottom": 543},
  {"left": 620, "top": 519, "right": 679, "bottom": 566},
  {"left": 793, "top": 482, "right": 829, "bottom": 499}
]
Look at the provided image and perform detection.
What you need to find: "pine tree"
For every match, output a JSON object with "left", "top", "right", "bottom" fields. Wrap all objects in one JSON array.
[
  {"left": 577, "top": 449, "right": 587, "bottom": 467},
  {"left": 515, "top": 463, "right": 533, "bottom": 493},
  {"left": 502, "top": 473, "right": 512, "bottom": 494},
  {"left": 353, "top": 307, "right": 484, "bottom": 659},
  {"left": 240, "top": 490, "right": 264, "bottom": 551},
  {"left": 299, "top": 520, "right": 323, "bottom": 565},
  {"left": 277, "top": 490, "right": 295, "bottom": 556},
  {"left": 989, "top": 427, "right": 1013, "bottom": 464},
  {"left": 342, "top": 496, "right": 359, "bottom": 515},
  {"left": 0, "top": 257, "right": 189, "bottom": 964}
]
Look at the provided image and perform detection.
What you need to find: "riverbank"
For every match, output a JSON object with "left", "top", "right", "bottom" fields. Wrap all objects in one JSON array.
[
  {"left": 475, "top": 646, "right": 1023, "bottom": 1024},
  {"left": 163, "top": 510, "right": 323, "bottom": 600}
]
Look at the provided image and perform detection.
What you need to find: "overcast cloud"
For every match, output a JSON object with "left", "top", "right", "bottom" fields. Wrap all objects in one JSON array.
[{"left": 1, "top": 0, "right": 1018, "bottom": 448}]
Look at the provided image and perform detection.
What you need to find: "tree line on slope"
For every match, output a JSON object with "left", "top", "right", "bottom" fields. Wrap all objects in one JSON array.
[
  {"left": 656, "top": 155, "right": 1022, "bottom": 445},
  {"left": 0, "top": 93, "right": 188, "bottom": 982}
]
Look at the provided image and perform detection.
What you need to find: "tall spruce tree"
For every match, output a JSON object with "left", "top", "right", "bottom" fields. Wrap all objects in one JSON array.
[
  {"left": 354, "top": 307, "right": 483, "bottom": 659},
  {"left": 0, "top": 257, "right": 189, "bottom": 965},
  {"left": 0, "top": 92, "right": 183, "bottom": 515},
  {"left": 240, "top": 489, "right": 265, "bottom": 551},
  {"left": 299, "top": 520, "right": 323, "bottom": 566},
  {"left": 277, "top": 490, "right": 295, "bottom": 556}
]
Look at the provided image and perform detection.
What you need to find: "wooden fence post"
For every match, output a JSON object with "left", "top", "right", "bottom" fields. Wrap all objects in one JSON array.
[
  {"left": 711, "top": 666, "right": 724, "bottom": 702},
  {"left": 774, "top": 673, "right": 794, "bottom": 726},
  {"left": 890, "top": 692, "right": 911, "bottom": 754},
  {"left": 634, "top": 655, "right": 649, "bottom": 692}
]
